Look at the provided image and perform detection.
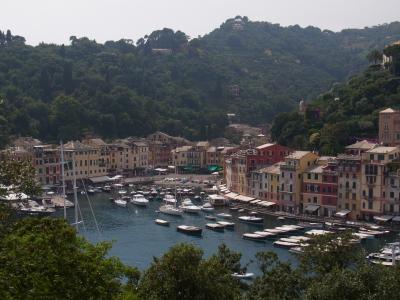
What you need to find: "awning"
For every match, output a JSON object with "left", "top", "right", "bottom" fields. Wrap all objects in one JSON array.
[
  {"left": 168, "top": 166, "right": 175, "bottom": 169},
  {"left": 373, "top": 215, "right": 393, "bottom": 222},
  {"left": 89, "top": 176, "right": 111, "bottom": 183},
  {"left": 392, "top": 216, "right": 400, "bottom": 222},
  {"left": 250, "top": 199, "right": 262, "bottom": 204},
  {"left": 208, "top": 165, "right": 223, "bottom": 172},
  {"left": 258, "top": 201, "right": 276, "bottom": 207},
  {"left": 305, "top": 204, "right": 320, "bottom": 213},
  {"left": 234, "top": 195, "right": 255, "bottom": 202},
  {"left": 335, "top": 209, "right": 351, "bottom": 218},
  {"left": 154, "top": 168, "right": 167, "bottom": 172},
  {"left": 225, "top": 192, "right": 238, "bottom": 200}
]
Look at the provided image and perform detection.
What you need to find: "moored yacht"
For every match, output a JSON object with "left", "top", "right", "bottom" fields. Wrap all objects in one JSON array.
[
  {"left": 159, "top": 204, "right": 183, "bottom": 216},
  {"left": 163, "top": 194, "right": 177, "bottom": 204},
  {"left": 177, "top": 225, "right": 202, "bottom": 236},
  {"left": 131, "top": 194, "right": 149, "bottom": 206}
]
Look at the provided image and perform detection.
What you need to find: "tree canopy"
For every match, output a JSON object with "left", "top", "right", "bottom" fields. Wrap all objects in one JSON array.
[{"left": 1, "top": 20, "right": 400, "bottom": 147}]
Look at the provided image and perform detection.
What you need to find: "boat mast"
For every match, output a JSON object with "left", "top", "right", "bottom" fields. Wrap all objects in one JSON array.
[
  {"left": 72, "top": 153, "right": 79, "bottom": 232},
  {"left": 60, "top": 141, "right": 66, "bottom": 219}
]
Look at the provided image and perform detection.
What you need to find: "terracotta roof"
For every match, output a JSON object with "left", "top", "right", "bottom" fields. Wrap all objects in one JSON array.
[
  {"left": 345, "top": 140, "right": 376, "bottom": 150},
  {"left": 256, "top": 143, "right": 275, "bottom": 150}
]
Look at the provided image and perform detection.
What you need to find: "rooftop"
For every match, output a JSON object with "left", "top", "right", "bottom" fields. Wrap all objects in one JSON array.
[
  {"left": 256, "top": 143, "right": 275, "bottom": 150},
  {"left": 345, "top": 140, "right": 377, "bottom": 150},
  {"left": 286, "top": 151, "right": 312, "bottom": 160},
  {"left": 367, "top": 146, "right": 399, "bottom": 154},
  {"left": 380, "top": 108, "right": 397, "bottom": 113}
]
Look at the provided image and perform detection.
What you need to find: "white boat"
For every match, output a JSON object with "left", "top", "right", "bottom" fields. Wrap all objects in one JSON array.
[
  {"left": 289, "top": 246, "right": 305, "bottom": 254},
  {"left": 217, "top": 213, "right": 233, "bottom": 219},
  {"left": 159, "top": 204, "right": 183, "bottom": 216},
  {"left": 242, "top": 233, "right": 266, "bottom": 241},
  {"left": 177, "top": 225, "right": 202, "bottom": 236},
  {"left": 205, "top": 215, "right": 217, "bottom": 220},
  {"left": 163, "top": 194, "right": 177, "bottom": 204},
  {"left": 206, "top": 223, "right": 225, "bottom": 231},
  {"left": 208, "top": 194, "right": 227, "bottom": 206},
  {"left": 238, "top": 216, "right": 263, "bottom": 223},
  {"left": 231, "top": 272, "right": 254, "bottom": 280},
  {"left": 201, "top": 202, "right": 215, "bottom": 212},
  {"left": 131, "top": 194, "right": 149, "bottom": 206},
  {"left": 273, "top": 240, "right": 299, "bottom": 248},
  {"left": 114, "top": 199, "right": 127, "bottom": 207},
  {"left": 298, "top": 222, "right": 323, "bottom": 228},
  {"left": 253, "top": 231, "right": 276, "bottom": 238},
  {"left": 181, "top": 205, "right": 201, "bottom": 214},
  {"left": 155, "top": 219, "right": 170, "bottom": 226},
  {"left": 180, "top": 198, "right": 201, "bottom": 214},
  {"left": 118, "top": 190, "right": 128, "bottom": 195},
  {"left": 217, "top": 221, "right": 235, "bottom": 228}
]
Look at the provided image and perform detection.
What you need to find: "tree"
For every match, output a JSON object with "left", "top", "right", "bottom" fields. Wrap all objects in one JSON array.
[
  {"left": 0, "top": 217, "right": 140, "bottom": 299},
  {"left": 5, "top": 29, "right": 11, "bottom": 43},
  {"left": 138, "top": 243, "right": 241, "bottom": 300},
  {"left": 367, "top": 49, "right": 382, "bottom": 65},
  {"left": 248, "top": 252, "right": 302, "bottom": 300},
  {"left": 0, "top": 157, "right": 41, "bottom": 199}
]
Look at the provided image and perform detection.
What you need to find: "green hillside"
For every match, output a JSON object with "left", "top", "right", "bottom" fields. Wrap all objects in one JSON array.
[
  {"left": 271, "top": 43, "right": 400, "bottom": 154},
  {"left": 1, "top": 17, "right": 400, "bottom": 147}
]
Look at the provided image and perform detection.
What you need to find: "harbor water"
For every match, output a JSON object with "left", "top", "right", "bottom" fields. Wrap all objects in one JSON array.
[{"left": 55, "top": 192, "right": 397, "bottom": 274}]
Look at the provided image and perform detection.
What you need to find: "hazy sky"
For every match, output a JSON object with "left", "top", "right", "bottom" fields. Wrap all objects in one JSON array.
[{"left": 2, "top": 0, "right": 400, "bottom": 45}]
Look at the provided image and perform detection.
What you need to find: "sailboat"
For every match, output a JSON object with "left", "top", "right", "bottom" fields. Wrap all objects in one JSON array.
[{"left": 159, "top": 167, "right": 182, "bottom": 216}]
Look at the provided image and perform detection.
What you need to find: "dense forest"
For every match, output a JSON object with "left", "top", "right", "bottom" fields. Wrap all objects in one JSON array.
[
  {"left": 1, "top": 17, "right": 400, "bottom": 147},
  {"left": 271, "top": 43, "right": 400, "bottom": 155}
]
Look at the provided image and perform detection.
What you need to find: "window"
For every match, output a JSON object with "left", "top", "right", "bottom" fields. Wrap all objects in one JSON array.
[
  {"left": 314, "top": 174, "right": 318, "bottom": 180},
  {"left": 307, "top": 173, "right": 311, "bottom": 180}
]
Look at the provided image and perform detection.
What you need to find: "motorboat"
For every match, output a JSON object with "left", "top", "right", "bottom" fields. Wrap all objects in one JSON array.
[
  {"left": 208, "top": 194, "right": 226, "bottom": 206},
  {"left": 238, "top": 209, "right": 245, "bottom": 213},
  {"left": 289, "top": 246, "right": 305, "bottom": 254},
  {"left": 201, "top": 202, "right": 214, "bottom": 212},
  {"left": 180, "top": 198, "right": 201, "bottom": 214},
  {"left": 217, "top": 221, "right": 235, "bottom": 228},
  {"left": 131, "top": 194, "right": 149, "bottom": 206},
  {"left": 229, "top": 206, "right": 239, "bottom": 211},
  {"left": 249, "top": 211, "right": 258, "bottom": 216},
  {"left": 177, "top": 225, "right": 202, "bottom": 236},
  {"left": 217, "top": 213, "right": 233, "bottom": 219},
  {"left": 242, "top": 233, "right": 266, "bottom": 241},
  {"left": 155, "top": 219, "right": 170, "bottom": 226},
  {"left": 181, "top": 204, "right": 201, "bottom": 214},
  {"left": 19, "top": 200, "right": 56, "bottom": 216},
  {"left": 102, "top": 185, "right": 111, "bottom": 193},
  {"left": 87, "top": 189, "right": 95, "bottom": 195},
  {"left": 206, "top": 223, "right": 225, "bottom": 231},
  {"left": 273, "top": 240, "right": 299, "bottom": 249},
  {"left": 113, "top": 198, "right": 127, "bottom": 207},
  {"left": 298, "top": 222, "right": 323, "bottom": 228},
  {"left": 205, "top": 215, "right": 217, "bottom": 220},
  {"left": 163, "top": 194, "right": 177, "bottom": 204},
  {"left": 231, "top": 272, "right": 254, "bottom": 280},
  {"left": 159, "top": 204, "right": 183, "bottom": 216},
  {"left": 277, "top": 216, "right": 286, "bottom": 221},
  {"left": 238, "top": 216, "right": 263, "bottom": 224},
  {"left": 118, "top": 190, "right": 128, "bottom": 195},
  {"left": 253, "top": 231, "right": 276, "bottom": 238}
]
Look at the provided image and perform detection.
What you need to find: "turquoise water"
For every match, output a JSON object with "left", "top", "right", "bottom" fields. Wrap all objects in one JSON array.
[{"left": 55, "top": 192, "right": 396, "bottom": 274}]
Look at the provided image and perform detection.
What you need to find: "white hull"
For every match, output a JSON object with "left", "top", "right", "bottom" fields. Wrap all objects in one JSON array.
[{"left": 159, "top": 205, "right": 183, "bottom": 216}]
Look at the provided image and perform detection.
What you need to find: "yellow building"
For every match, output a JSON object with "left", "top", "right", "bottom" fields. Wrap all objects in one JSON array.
[
  {"left": 279, "top": 151, "right": 319, "bottom": 213},
  {"left": 361, "top": 146, "right": 400, "bottom": 221},
  {"left": 63, "top": 141, "right": 107, "bottom": 182},
  {"left": 171, "top": 145, "right": 192, "bottom": 168}
]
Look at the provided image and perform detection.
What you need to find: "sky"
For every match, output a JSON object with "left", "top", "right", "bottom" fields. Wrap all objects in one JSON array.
[{"left": 1, "top": 0, "right": 400, "bottom": 45}]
